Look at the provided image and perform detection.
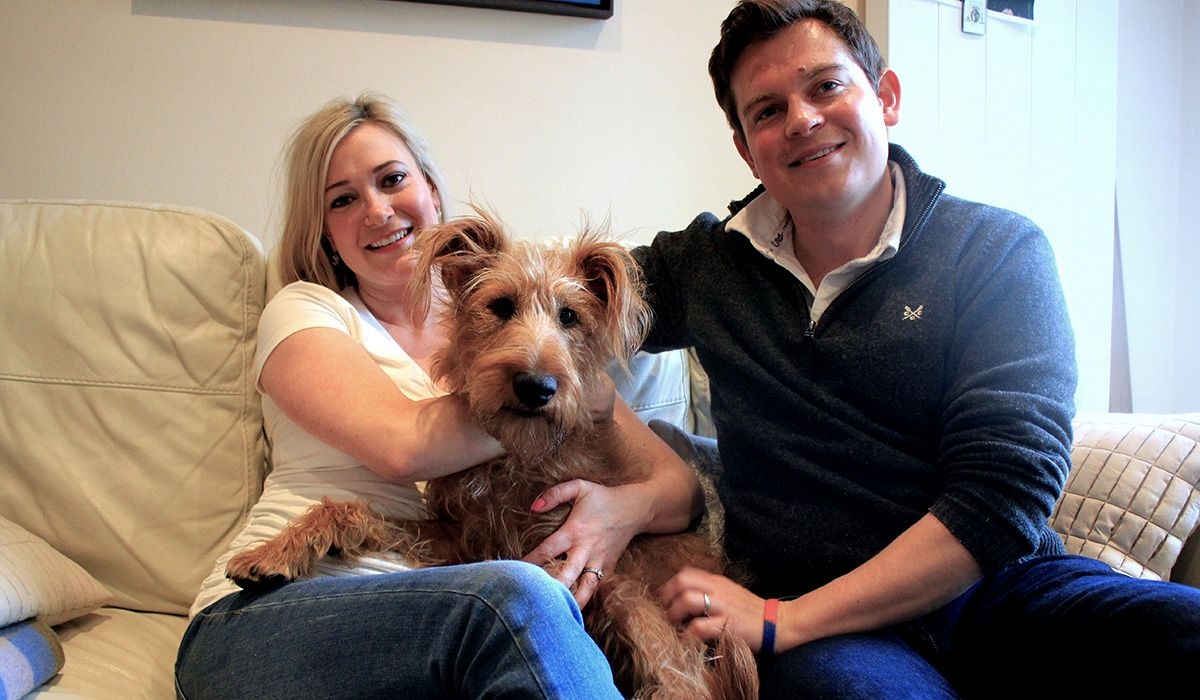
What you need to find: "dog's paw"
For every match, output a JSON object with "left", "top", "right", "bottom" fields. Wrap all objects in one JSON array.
[
  {"left": 225, "top": 548, "right": 299, "bottom": 589},
  {"left": 228, "top": 570, "right": 291, "bottom": 591}
]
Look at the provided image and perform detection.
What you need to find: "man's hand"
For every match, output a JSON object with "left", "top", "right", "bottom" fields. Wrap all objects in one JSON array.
[{"left": 659, "top": 566, "right": 770, "bottom": 651}]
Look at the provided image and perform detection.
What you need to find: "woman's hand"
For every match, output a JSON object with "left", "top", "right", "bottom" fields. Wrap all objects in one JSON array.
[
  {"left": 522, "top": 397, "right": 704, "bottom": 609},
  {"left": 658, "top": 566, "right": 769, "bottom": 652},
  {"left": 522, "top": 479, "right": 643, "bottom": 608}
]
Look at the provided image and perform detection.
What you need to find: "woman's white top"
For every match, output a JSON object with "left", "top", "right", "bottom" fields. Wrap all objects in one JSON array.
[{"left": 190, "top": 281, "right": 439, "bottom": 616}]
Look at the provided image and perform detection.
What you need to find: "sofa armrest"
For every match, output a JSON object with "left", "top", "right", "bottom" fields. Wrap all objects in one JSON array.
[{"left": 1173, "top": 524, "right": 1200, "bottom": 587}]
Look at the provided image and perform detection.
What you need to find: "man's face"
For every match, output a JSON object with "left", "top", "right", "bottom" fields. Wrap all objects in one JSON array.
[{"left": 730, "top": 19, "right": 899, "bottom": 220}]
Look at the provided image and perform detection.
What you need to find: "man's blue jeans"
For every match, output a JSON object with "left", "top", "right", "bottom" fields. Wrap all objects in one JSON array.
[
  {"left": 175, "top": 560, "right": 622, "bottom": 699},
  {"left": 758, "top": 554, "right": 1200, "bottom": 698}
]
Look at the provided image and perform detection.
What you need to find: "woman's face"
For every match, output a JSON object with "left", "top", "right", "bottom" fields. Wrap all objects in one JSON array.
[{"left": 322, "top": 122, "right": 440, "bottom": 295}]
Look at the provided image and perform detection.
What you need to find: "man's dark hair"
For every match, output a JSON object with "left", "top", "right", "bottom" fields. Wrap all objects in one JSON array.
[{"left": 709, "top": 0, "right": 886, "bottom": 138}]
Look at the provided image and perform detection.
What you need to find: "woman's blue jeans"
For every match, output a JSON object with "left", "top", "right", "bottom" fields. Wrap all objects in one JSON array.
[
  {"left": 758, "top": 554, "right": 1200, "bottom": 698},
  {"left": 175, "top": 560, "right": 622, "bottom": 699}
]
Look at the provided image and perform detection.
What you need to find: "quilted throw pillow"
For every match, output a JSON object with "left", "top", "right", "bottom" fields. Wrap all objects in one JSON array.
[
  {"left": 0, "top": 515, "right": 112, "bottom": 627},
  {"left": 1050, "top": 413, "right": 1200, "bottom": 580}
]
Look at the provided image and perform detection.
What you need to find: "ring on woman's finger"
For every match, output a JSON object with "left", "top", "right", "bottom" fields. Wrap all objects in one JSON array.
[
  {"left": 702, "top": 592, "right": 712, "bottom": 617},
  {"left": 581, "top": 566, "right": 604, "bottom": 581}
]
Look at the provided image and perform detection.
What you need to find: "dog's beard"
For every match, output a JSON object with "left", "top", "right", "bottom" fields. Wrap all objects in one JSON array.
[{"left": 474, "top": 408, "right": 570, "bottom": 464}]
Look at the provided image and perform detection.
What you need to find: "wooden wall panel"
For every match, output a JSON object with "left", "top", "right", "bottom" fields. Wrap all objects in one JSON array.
[{"left": 864, "top": 0, "right": 1118, "bottom": 411}]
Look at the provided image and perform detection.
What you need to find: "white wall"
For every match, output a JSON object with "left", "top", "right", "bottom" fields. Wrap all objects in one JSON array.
[
  {"left": 4, "top": 0, "right": 1194, "bottom": 413},
  {"left": 1116, "top": 0, "right": 1200, "bottom": 413},
  {"left": 868, "top": 0, "right": 1198, "bottom": 413},
  {"left": 1182, "top": 5, "right": 1200, "bottom": 412},
  {"left": 0, "top": 0, "right": 755, "bottom": 248}
]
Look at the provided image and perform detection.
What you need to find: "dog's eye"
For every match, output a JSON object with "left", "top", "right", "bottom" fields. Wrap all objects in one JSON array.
[
  {"left": 488, "top": 297, "right": 516, "bottom": 321},
  {"left": 558, "top": 307, "right": 579, "bottom": 328}
]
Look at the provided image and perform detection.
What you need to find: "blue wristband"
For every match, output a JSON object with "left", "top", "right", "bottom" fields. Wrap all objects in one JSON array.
[{"left": 761, "top": 598, "right": 780, "bottom": 656}]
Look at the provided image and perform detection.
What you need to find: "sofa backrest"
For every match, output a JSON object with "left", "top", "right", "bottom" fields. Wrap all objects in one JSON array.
[{"left": 0, "top": 200, "right": 268, "bottom": 615}]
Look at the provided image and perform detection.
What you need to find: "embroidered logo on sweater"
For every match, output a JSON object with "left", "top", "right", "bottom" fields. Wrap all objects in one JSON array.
[{"left": 903, "top": 304, "right": 924, "bottom": 321}]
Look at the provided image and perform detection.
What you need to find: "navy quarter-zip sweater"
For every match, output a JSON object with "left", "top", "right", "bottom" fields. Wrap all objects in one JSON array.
[{"left": 634, "top": 144, "right": 1077, "bottom": 598}]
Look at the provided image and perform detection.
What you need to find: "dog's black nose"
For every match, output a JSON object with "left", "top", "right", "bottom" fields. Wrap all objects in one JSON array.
[{"left": 514, "top": 372, "right": 557, "bottom": 408}]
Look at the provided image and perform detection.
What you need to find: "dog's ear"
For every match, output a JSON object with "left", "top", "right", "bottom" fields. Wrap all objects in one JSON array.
[
  {"left": 572, "top": 230, "right": 651, "bottom": 367},
  {"left": 410, "top": 209, "right": 509, "bottom": 320}
]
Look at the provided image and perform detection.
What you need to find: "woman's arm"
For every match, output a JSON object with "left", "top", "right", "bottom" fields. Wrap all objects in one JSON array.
[
  {"left": 260, "top": 326, "right": 503, "bottom": 482},
  {"left": 524, "top": 398, "right": 706, "bottom": 606}
]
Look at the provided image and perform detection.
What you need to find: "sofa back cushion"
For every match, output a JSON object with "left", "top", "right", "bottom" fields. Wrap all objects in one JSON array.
[
  {"left": 0, "top": 200, "right": 268, "bottom": 615},
  {"left": 609, "top": 349, "right": 695, "bottom": 432}
]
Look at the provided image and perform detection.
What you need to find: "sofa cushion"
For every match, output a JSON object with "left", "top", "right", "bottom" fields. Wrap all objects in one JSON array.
[
  {"left": 28, "top": 609, "right": 187, "bottom": 699},
  {"left": 1050, "top": 412, "right": 1200, "bottom": 581},
  {"left": 0, "top": 515, "right": 111, "bottom": 627},
  {"left": 609, "top": 349, "right": 693, "bottom": 431},
  {"left": 0, "top": 200, "right": 268, "bottom": 615}
]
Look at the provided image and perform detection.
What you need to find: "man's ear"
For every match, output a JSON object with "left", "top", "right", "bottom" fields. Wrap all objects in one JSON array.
[
  {"left": 733, "top": 131, "right": 761, "bottom": 180},
  {"left": 878, "top": 68, "right": 901, "bottom": 127}
]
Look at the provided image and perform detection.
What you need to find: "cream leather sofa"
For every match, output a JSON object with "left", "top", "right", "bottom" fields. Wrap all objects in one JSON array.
[{"left": 1, "top": 199, "right": 1197, "bottom": 699}]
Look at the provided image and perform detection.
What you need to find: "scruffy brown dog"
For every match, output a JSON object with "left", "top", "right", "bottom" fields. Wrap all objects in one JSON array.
[{"left": 226, "top": 212, "right": 758, "bottom": 699}]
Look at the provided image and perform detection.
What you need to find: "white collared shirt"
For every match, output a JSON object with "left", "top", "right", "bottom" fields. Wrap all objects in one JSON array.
[{"left": 727, "top": 161, "right": 907, "bottom": 323}]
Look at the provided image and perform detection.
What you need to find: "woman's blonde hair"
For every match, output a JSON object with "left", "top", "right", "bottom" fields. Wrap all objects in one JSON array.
[{"left": 275, "top": 92, "right": 450, "bottom": 290}]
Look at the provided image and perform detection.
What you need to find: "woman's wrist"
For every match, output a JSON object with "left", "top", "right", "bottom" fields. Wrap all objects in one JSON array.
[
  {"left": 611, "top": 480, "right": 660, "bottom": 536},
  {"left": 631, "top": 466, "right": 700, "bottom": 535}
]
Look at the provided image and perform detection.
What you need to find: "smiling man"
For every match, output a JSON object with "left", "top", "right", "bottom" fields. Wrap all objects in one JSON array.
[
  {"left": 730, "top": 13, "right": 898, "bottom": 288},
  {"left": 638, "top": 0, "right": 1200, "bottom": 697}
]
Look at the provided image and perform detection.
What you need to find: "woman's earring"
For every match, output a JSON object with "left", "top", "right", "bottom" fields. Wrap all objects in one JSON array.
[{"left": 330, "top": 251, "right": 342, "bottom": 267}]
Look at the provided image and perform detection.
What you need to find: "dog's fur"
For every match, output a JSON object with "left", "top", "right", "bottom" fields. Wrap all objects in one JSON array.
[{"left": 226, "top": 212, "right": 758, "bottom": 699}]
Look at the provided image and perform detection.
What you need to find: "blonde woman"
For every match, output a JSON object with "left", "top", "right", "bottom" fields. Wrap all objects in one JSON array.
[{"left": 175, "top": 92, "right": 702, "bottom": 699}]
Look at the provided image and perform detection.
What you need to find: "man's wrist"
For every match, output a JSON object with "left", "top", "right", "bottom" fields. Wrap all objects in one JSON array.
[{"left": 761, "top": 598, "right": 780, "bottom": 655}]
